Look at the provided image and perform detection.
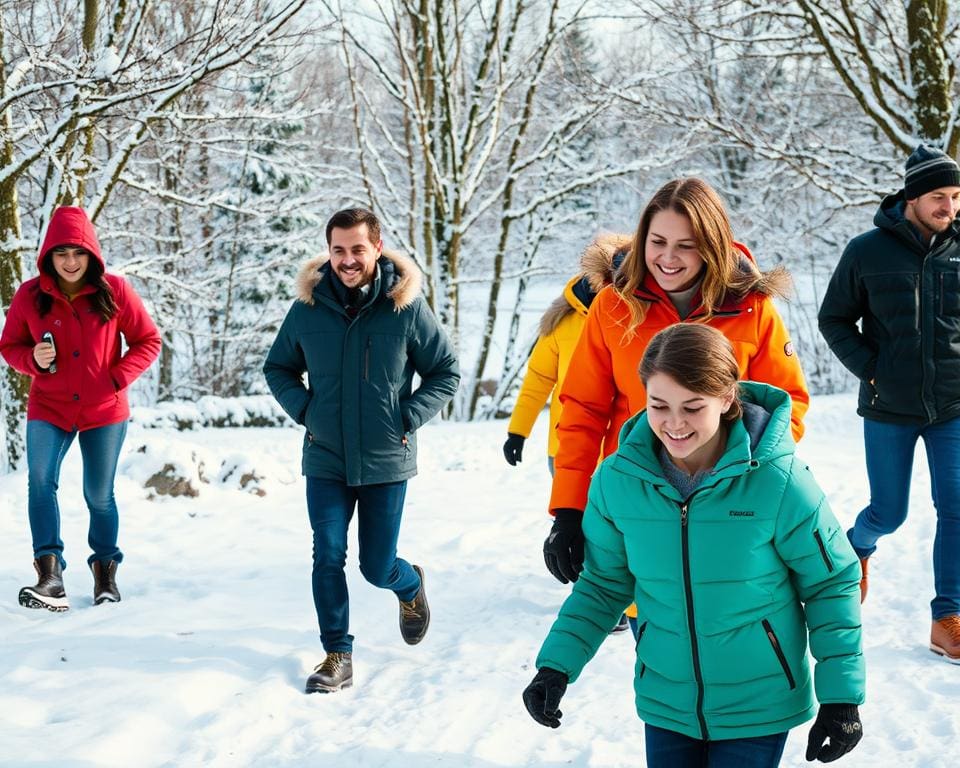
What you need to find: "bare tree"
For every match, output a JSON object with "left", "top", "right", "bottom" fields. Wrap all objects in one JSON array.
[
  {"left": 0, "top": 0, "right": 308, "bottom": 469},
  {"left": 328, "top": 0, "right": 655, "bottom": 418}
]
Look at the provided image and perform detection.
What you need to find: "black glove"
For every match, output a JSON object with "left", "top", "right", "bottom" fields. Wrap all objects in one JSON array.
[
  {"left": 522, "top": 667, "right": 568, "bottom": 728},
  {"left": 543, "top": 508, "right": 584, "bottom": 584},
  {"left": 503, "top": 433, "right": 525, "bottom": 465},
  {"left": 805, "top": 703, "right": 862, "bottom": 763}
]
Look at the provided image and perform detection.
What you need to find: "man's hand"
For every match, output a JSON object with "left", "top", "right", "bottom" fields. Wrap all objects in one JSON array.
[
  {"left": 522, "top": 667, "right": 568, "bottom": 728},
  {"left": 805, "top": 704, "right": 862, "bottom": 763},
  {"left": 543, "top": 508, "right": 584, "bottom": 584},
  {"left": 503, "top": 433, "right": 525, "bottom": 466}
]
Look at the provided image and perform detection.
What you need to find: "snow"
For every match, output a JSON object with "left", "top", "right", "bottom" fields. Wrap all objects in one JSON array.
[
  {"left": 0, "top": 392, "right": 956, "bottom": 767},
  {"left": 93, "top": 47, "right": 121, "bottom": 80}
]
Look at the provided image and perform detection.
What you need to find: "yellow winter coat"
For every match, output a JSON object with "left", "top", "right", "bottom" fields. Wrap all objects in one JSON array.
[
  {"left": 508, "top": 234, "right": 628, "bottom": 458},
  {"left": 508, "top": 279, "right": 588, "bottom": 457}
]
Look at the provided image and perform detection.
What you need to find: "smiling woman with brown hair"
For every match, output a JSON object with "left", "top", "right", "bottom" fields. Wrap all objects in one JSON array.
[
  {"left": 525, "top": 323, "right": 864, "bottom": 768},
  {"left": 542, "top": 178, "right": 810, "bottom": 602}
]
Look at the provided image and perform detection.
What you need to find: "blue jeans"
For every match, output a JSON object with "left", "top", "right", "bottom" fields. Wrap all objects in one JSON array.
[
  {"left": 849, "top": 416, "right": 960, "bottom": 619},
  {"left": 26, "top": 419, "right": 128, "bottom": 570},
  {"left": 644, "top": 724, "right": 788, "bottom": 768},
  {"left": 306, "top": 477, "right": 421, "bottom": 653}
]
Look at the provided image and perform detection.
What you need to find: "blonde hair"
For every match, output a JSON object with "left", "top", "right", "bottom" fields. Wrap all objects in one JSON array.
[
  {"left": 613, "top": 178, "right": 790, "bottom": 339},
  {"left": 640, "top": 324, "right": 742, "bottom": 425}
]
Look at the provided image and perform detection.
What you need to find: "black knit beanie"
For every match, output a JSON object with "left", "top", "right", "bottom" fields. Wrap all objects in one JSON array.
[{"left": 904, "top": 144, "right": 960, "bottom": 199}]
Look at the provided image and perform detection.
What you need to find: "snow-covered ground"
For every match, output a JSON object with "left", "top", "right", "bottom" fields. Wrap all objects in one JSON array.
[{"left": 0, "top": 393, "right": 955, "bottom": 768}]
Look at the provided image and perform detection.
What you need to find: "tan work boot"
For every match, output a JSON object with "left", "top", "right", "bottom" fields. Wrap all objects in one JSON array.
[
  {"left": 399, "top": 564, "right": 430, "bottom": 645},
  {"left": 931, "top": 616, "right": 960, "bottom": 663},
  {"left": 305, "top": 652, "right": 353, "bottom": 693}
]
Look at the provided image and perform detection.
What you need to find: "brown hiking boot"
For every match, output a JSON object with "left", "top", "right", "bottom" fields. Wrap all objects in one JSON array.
[
  {"left": 305, "top": 652, "right": 353, "bottom": 693},
  {"left": 858, "top": 557, "right": 869, "bottom": 603},
  {"left": 399, "top": 564, "right": 430, "bottom": 645},
  {"left": 91, "top": 559, "right": 121, "bottom": 604},
  {"left": 931, "top": 616, "right": 960, "bottom": 663},
  {"left": 18, "top": 555, "right": 69, "bottom": 612}
]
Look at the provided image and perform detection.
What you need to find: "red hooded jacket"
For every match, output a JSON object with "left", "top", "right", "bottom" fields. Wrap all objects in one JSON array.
[{"left": 0, "top": 207, "right": 161, "bottom": 431}]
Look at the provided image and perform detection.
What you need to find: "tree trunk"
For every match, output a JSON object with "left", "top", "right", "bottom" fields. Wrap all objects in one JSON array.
[
  {"left": 0, "top": 13, "right": 28, "bottom": 469},
  {"left": 906, "top": 0, "right": 950, "bottom": 145}
]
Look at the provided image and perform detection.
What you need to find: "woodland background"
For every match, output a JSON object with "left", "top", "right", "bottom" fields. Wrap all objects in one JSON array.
[{"left": 1, "top": 0, "right": 957, "bottom": 471}]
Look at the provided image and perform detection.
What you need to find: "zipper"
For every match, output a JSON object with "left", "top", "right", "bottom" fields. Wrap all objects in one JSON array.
[
  {"left": 813, "top": 529, "right": 834, "bottom": 572},
  {"left": 680, "top": 502, "right": 708, "bottom": 740},
  {"left": 918, "top": 267, "right": 933, "bottom": 421},
  {"left": 914, "top": 273, "right": 920, "bottom": 331},
  {"left": 762, "top": 619, "right": 797, "bottom": 689},
  {"left": 364, "top": 337, "right": 371, "bottom": 381},
  {"left": 939, "top": 272, "right": 944, "bottom": 315}
]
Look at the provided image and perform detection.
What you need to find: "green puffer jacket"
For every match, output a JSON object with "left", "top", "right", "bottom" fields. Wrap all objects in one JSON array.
[
  {"left": 536, "top": 382, "right": 864, "bottom": 741},
  {"left": 263, "top": 250, "right": 459, "bottom": 485}
]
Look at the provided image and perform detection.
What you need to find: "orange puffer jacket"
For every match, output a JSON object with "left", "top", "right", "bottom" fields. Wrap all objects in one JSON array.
[{"left": 549, "top": 249, "right": 809, "bottom": 512}]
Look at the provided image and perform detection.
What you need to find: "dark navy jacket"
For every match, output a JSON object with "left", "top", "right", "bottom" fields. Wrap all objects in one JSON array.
[{"left": 263, "top": 251, "right": 459, "bottom": 484}]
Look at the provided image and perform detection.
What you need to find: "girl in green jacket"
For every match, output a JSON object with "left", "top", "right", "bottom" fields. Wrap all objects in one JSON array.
[{"left": 523, "top": 323, "right": 865, "bottom": 767}]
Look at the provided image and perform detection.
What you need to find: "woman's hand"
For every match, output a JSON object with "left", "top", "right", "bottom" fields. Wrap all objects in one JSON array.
[
  {"left": 522, "top": 667, "right": 568, "bottom": 728},
  {"left": 805, "top": 704, "right": 862, "bottom": 762},
  {"left": 33, "top": 342, "right": 56, "bottom": 371}
]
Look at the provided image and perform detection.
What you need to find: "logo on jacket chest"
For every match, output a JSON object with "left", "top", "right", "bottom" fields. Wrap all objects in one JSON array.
[{"left": 729, "top": 509, "right": 755, "bottom": 518}]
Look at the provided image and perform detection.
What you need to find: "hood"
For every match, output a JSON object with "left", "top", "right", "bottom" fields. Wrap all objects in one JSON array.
[
  {"left": 539, "top": 233, "right": 629, "bottom": 336},
  {"left": 294, "top": 248, "right": 423, "bottom": 311},
  {"left": 874, "top": 191, "right": 960, "bottom": 250},
  {"left": 38, "top": 207, "right": 104, "bottom": 271},
  {"left": 610, "top": 381, "right": 795, "bottom": 486},
  {"left": 580, "top": 232, "right": 631, "bottom": 293}
]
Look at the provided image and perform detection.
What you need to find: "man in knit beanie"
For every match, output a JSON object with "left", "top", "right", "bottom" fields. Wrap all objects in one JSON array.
[
  {"left": 818, "top": 144, "right": 960, "bottom": 663},
  {"left": 902, "top": 144, "right": 960, "bottom": 239}
]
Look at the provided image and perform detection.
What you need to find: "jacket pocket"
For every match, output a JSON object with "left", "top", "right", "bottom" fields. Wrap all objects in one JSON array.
[
  {"left": 636, "top": 621, "right": 648, "bottom": 678},
  {"left": 635, "top": 620, "right": 648, "bottom": 651},
  {"left": 813, "top": 529, "right": 834, "bottom": 573},
  {"left": 762, "top": 619, "right": 796, "bottom": 690}
]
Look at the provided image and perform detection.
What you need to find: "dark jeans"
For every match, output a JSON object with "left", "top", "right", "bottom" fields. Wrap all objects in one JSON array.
[
  {"left": 644, "top": 724, "right": 788, "bottom": 768},
  {"left": 306, "top": 476, "right": 420, "bottom": 653},
  {"left": 849, "top": 416, "right": 960, "bottom": 618},
  {"left": 26, "top": 418, "right": 128, "bottom": 570}
]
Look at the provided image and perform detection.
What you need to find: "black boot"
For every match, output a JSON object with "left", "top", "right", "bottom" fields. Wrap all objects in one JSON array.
[
  {"left": 91, "top": 559, "right": 121, "bottom": 604},
  {"left": 305, "top": 652, "right": 353, "bottom": 693},
  {"left": 19, "top": 554, "right": 69, "bottom": 612},
  {"left": 399, "top": 564, "right": 430, "bottom": 645}
]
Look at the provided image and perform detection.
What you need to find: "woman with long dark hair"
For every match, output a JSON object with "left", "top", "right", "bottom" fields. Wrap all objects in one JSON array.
[{"left": 0, "top": 206, "right": 161, "bottom": 611}]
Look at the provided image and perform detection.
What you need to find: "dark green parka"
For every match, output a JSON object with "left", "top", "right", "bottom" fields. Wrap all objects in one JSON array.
[
  {"left": 819, "top": 193, "right": 960, "bottom": 424},
  {"left": 263, "top": 250, "right": 459, "bottom": 485}
]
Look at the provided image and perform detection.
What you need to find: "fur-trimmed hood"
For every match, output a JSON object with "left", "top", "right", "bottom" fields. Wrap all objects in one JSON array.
[
  {"left": 580, "top": 232, "right": 632, "bottom": 293},
  {"left": 294, "top": 249, "right": 423, "bottom": 310},
  {"left": 539, "top": 232, "right": 630, "bottom": 336}
]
